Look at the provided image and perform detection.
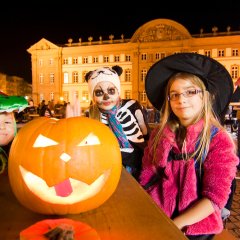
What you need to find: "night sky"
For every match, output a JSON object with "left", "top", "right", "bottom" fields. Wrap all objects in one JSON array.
[{"left": 0, "top": 4, "right": 240, "bottom": 83}]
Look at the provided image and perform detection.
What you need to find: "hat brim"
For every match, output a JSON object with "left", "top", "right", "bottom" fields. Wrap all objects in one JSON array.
[
  {"left": 145, "top": 53, "right": 233, "bottom": 118},
  {"left": 0, "top": 95, "right": 28, "bottom": 113}
]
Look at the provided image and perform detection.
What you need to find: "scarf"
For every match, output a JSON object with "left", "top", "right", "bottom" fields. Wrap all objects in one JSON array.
[{"left": 103, "top": 105, "right": 133, "bottom": 149}]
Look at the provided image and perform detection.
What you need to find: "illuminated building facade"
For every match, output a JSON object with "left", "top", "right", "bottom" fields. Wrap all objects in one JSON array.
[
  {"left": 0, "top": 73, "right": 31, "bottom": 97},
  {"left": 27, "top": 19, "right": 240, "bottom": 110}
]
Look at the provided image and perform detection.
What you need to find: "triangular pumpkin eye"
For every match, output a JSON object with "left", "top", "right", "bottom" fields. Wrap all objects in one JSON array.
[
  {"left": 77, "top": 133, "right": 100, "bottom": 146},
  {"left": 33, "top": 134, "right": 58, "bottom": 148}
]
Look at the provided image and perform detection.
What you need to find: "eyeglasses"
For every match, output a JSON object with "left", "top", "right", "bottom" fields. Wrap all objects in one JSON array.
[
  {"left": 94, "top": 87, "right": 116, "bottom": 97},
  {"left": 168, "top": 89, "right": 203, "bottom": 101}
]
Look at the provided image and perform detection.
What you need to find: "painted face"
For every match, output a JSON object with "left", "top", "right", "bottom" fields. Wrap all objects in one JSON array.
[
  {"left": 0, "top": 112, "right": 15, "bottom": 146},
  {"left": 93, "top": 81, "right": 120, "bottom": 111},
  {"left": 169, "top": 79, "right": 203, "bottom": 126}
]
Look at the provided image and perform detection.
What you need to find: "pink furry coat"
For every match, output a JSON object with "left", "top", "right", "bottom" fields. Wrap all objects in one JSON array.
[{"left": 139, "top": 120, "right": 239, "bottom": 235}]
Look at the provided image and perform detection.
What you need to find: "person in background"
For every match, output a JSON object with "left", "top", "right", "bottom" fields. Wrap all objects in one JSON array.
[
  {"left": 28, "top": 99, "right": 37, "bottom": 114},
  {"left": 48, "top": 100, "right": 55, "bottom": 115},
  {"left": 139, "top": 53, "right": 239, "bottom": 239},
  {"left": 39, "top": 100, "right": 46, "bottom": 116},
  {"left": 39, "top": 100, "right": 53, "bottom": 118},
  {"left": 44, "top": 101, "right": 53, "bottom": 118},
  {"left": 85, "top": 65, "right": 150, "bottom": 181},
  {"left": 0, "top": 92, "right": 28, "bottom": 173}
]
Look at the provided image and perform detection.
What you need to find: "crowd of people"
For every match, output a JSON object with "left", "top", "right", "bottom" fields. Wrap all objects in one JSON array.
[
  {"left": 1, "top": 53, "right": 239, "bottom": 239},
  {"left": 14, "top": 99, "right": 68, "bottom": 123}
]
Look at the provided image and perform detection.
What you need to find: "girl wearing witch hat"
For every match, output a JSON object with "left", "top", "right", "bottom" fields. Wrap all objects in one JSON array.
[{"left": 139, "top": 53, "right": 239, "bottom": 239}]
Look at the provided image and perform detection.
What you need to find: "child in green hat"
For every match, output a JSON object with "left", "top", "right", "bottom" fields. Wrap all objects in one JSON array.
[{"left": 0, "top": 92, "right": 28, "bottom": 173}]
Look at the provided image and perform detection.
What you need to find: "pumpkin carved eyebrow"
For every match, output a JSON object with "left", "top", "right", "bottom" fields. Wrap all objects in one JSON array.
[
  {"left": 33, "top": 134, "right": 58, "bottom": 148},
  {"left": 77, "top": 133, "right": 100, "bottom": 146}
]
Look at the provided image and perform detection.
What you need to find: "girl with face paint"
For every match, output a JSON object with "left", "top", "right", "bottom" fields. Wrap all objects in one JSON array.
[{"left": 85, "top": 65, "right": 150, "bottom": 181}]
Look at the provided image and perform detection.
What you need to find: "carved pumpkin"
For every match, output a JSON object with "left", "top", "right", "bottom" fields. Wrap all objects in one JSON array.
[{"left": 8, "top": 116, "right": 122, "bottom": 215}]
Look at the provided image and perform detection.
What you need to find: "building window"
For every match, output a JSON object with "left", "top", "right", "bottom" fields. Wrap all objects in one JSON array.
[
  {"left": 39, "top": 73, "right": 44, "bottom": 84},
  {"left": 103, "top": 56, "right": 109, "bottom": 63},
  {"left": 141, "top": 69, "right": 147, "bottom": 82},
  {"left": 50, "top": 73, "right": 54, "bottom": 84},
  {"left": 74, "top": 91, "right": 79, "bottom": 99},
  {"left": 63, "top": 58, "right": 68, "bottom": 64},
  {"left": 49, "top": 58, "right": 54, "bottom": 65},
  {"left": 83, "top": 57, "right": 88, "bottom": 64},
  {"left": 232, "top": 49, "right": 239, "bottom": 56},
  {"left": 218, "top": 50, "right": 225, "bottom": 57},
  {"left": 148, "top": 54, "right": 153, "bottom": 62},
  {"left": 73, "top": 72, "right": 79, "bottom": 83},
  {"left": 161, "top": 53, "right": 166, "bottom": 59},
  {"left": 124, "top": 90, "right": 131, "bottom": 99},
  {"left": 82, "top": 71, "right": 88, "bottom": 82},
  {"left": 93, "top": 56, "right": 98, "bottom": 63},
  {"left": 114, "top": 55, "right": 120, "bottom": 62},
  {"left": 141, "top": 53, "right": 147, "bottom": 61},
  {"left": 73, "top": 57, "right": 78, "bottom": 64},
  {"left": 39, "top": 59, "right": 43, "bottom": 66},
  {"left": 50, "top": 92, "right": 54, "bottom": 100},
  {"left": 125, "top": 69, "right": 131, "bottom": 82},
  {"left": 63, "top": 91, "right": 69, "bottom": 102},
  {"left": 125, "top": 55, "right": 131, "bottom": 61},
  {"left": 155, "top": 53, "right": 160, "bottom": 60},
  {"left": 140, "top": 91, "right": 147, "bottom": 103},
  {"left": 231, "top": 65, "right": 239, "bottom": 79},
  {"left": 64, "top": 72, "right": 69, "bottom": 84},
  {"left": 40, "top": 94, "right": 44, "bottom": 102},
  {"left": 82, "top": 91, "right": 89, "bottom": 102},
  {"left": 204, "top": 50, "right": 211, "bottom": 57}
]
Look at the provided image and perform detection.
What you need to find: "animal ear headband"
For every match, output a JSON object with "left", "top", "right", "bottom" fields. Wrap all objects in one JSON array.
[{"left": 85, "top": 65, "right": 123, "bottom": 99}]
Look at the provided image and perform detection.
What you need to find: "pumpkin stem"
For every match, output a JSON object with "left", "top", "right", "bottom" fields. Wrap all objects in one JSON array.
[{"left": 44, "top": 223, "right": 74, "bottom": 240}]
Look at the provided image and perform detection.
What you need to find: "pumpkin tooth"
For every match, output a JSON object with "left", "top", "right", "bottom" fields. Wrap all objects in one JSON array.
[{"left": 54, "top": 179, "right": 73, "bottom": 197}]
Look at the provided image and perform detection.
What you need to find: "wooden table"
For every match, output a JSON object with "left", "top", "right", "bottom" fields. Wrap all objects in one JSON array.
[
  {"left": 28, "top": 114, "right": 40, "bottom": 119},
  {"left": 0, "top": 168, "right": 187, "bottom": 240},
  {"left": 52, "top": 113, "right": 62, "bottom": 119}
]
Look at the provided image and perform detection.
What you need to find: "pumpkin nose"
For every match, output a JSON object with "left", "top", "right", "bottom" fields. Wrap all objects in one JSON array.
[{"left": 60, "top": 153, "right": 71, "bottom": 162}]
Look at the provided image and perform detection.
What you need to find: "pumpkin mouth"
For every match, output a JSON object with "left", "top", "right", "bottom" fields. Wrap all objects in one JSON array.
[{"left": 19, "top": 165, "right": 111, "bottom": 204}]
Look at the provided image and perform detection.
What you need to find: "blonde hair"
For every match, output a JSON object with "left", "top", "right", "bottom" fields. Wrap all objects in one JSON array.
[{"left": 152, "top": 72, "right": 224, "bottom": 167}]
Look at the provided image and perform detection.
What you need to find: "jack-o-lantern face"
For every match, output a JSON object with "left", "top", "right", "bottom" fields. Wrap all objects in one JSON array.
[{"left": 8, "top": 117, "right": 122, "bottom": 215}]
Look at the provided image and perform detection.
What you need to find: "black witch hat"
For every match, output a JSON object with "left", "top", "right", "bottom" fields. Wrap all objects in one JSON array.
[{"left": 145, "top": 53, "right": 233, "bottom": 119}]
